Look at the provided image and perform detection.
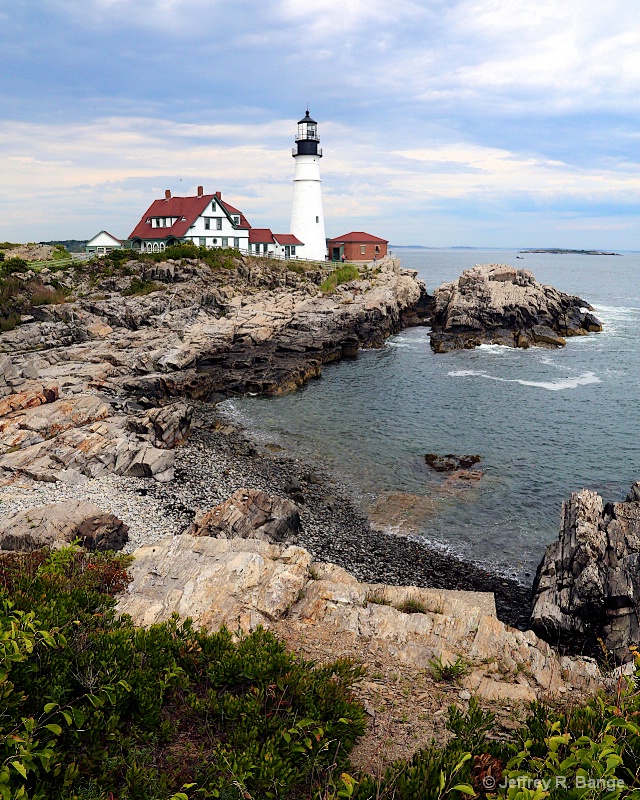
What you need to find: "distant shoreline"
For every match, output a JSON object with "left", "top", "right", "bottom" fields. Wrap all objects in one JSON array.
[{"left": 520, "top": 248, "right": 622, "bottom": 256}]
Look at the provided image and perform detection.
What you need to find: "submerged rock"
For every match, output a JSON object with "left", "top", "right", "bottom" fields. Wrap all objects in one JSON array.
[
  {"left": 531, "top": 481, "right": 640, "bottom": 662},
  {"left": 429, "top": 264, "right": 602, "bottom": 353},
  {"left": 425, "top": 453, "right": 481, "bottom": 472}
]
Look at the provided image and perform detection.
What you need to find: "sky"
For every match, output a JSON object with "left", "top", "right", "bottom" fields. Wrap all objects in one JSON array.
[{"left": 1, "top": 0, "right": 639, "bottom": 248}]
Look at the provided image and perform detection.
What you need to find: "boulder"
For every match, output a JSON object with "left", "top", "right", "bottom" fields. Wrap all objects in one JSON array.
[
  {"left": 0, "top": 500, "right": 129, "bottom": 552},
  {"left": 429, "top": 264, "right": 602, "bottom": 352},
  {"left": 531, "top": 482, "right": 640, "bottom": 662},
  {"left": 189, "top": 488, "right": 301, "bottom": 544}
]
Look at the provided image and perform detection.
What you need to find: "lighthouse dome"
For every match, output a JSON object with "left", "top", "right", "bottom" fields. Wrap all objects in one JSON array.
[{"left": 298, "top": 110, "right": 317, "bottom": 125}]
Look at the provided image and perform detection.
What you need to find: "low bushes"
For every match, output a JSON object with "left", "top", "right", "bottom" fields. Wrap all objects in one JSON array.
[
  {"left": 4, "top": 546, "right": 640, "bottom": 799},
  {"left": 320, "top": 265, "right": 359, "bottom": 294},
  {"left": 0, "top": 547, "right": 366, "bottom": 800}
]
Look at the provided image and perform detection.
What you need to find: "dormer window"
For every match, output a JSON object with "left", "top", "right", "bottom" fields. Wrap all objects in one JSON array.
[
  {"left": 211, "top": 201, "right": 216, "bottom": 211},
  {"left": 232, "top": 215, "right": 240, "bottom": 225}
]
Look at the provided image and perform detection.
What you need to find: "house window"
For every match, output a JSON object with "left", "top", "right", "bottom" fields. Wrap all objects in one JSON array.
[
  {"left": 316, "top": 216, "right": 319, "bottom": 223},
  {"left": 263, "top": 243, "right": 268, "bottom": 254},
  {"left": 233, "top": 238, "right": 239, "bottom": 249},
  {"left": 211, "top": 201, "right": 216, "bottom": 211},
  {"left": 232, "top": 216, "right": 240, "bottom": 224},
  {"left": 204, "top": 218, "right": 211, "bottom": 230},
  {"left": 360, "top": 245, "right": 366, "bottom": 255},
  {"left": 199, "top": 238, "right": 206, "bottom": 246},
  {"left": 291, "top": 246, "right": 296, "bottom": 255},
  {"left": 221, "top": 237, "right": 228, "bottom": 247},
  {"left": 216, "top": 218, "right": 222, "bottom": 230},
  {"left": 213, "top": 238, "right": 218, "bottom": 245}
]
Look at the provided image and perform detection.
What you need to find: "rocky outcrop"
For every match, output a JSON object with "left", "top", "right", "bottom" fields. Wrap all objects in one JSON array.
[
  {"left": 531, "top": 482, "right": 640, "bottom": 663},
  {"left": 0, "top": 256, "right": 426, "bottom": 486},
  {"left": 429, "top": 264, "right": 602, "bottom": 352},
  {"left": 0, "top": 500, "right": 128, "bottom": 552},
  {"left": 0, "top": 388, "right": 191, "bottom": 484},
  {"left": 189, "top": 488, "right": 300, "bottom": 543},
  {"left": 117, "top": 533, "right": 602, "bottom": 701}
]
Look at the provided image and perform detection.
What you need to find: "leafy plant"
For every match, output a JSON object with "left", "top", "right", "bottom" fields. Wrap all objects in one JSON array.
[{"left": 428, "top": 654, "right": 470, "bottom": 683}]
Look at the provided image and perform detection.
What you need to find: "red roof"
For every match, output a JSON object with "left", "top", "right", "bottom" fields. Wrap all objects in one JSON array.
[
  {"left": 220, "top": 200, "right": 251, "bottom": 230},
  {"left": 128, "top": 192, "right": 252, "bottom": 240},
  {"left": 249, "top": 228, "right": 275, "bottom": 244},
  {"left": 273, "top": 234, "right": 303, "bottom": 245},
  {"left": 327, "top": 231, "right": 388, "bottom": 244}
]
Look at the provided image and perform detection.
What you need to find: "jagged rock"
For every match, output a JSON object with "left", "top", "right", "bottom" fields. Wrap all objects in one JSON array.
[
  {"left": 189, "top": 488, "right": 300, "bottom": 543},
  {"left": 429, "top": 264, "right": 602, "bottom": 352},
  {"left": 531, "top": 483, "right": 640, "bottom": 662},
  {"left": 0, "top": 500, "right": 128, "bottom": 552},
  {"left": 117, "top": 534, "right": 602, "bottom": 700},
  {"left": 0, "top": 414, "right": 176, "bottom": 483},
  {"left": 127, "top": 402, "right": 193, "bottom": 449},
  {"left": 425, "top": 453, "right": 481, "bottom": 472}
]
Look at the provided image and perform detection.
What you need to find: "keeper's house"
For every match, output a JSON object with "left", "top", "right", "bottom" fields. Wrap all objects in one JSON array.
[
  {"left": 327, "top": 231, "right": 388, "bottom": 262},
  {"left": 128, "top": 187, "right": 251, "bottom": 254}
]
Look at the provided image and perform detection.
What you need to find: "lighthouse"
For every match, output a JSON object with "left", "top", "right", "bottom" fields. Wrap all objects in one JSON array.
[{"left": 290, "top": 110, "right": 326, "bottom": 261}]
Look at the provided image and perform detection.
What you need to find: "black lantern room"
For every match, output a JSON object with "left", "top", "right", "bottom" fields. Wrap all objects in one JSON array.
[{"left": 293, "top": 110, "right": 322, "bottom": 157}]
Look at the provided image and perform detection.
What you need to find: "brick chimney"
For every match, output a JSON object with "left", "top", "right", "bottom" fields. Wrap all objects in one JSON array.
[
  {"left": 197, "top": 185, "right": 203, "bottom": 197},
  {"left": 165, "top": 189, "right": 171, "bottom": 200},
  {"left": 215, "top": 191, "right": 221, "bottom": 199}
]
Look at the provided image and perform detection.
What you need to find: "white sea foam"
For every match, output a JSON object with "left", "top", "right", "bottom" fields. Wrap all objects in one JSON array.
[
  {"left": 476, "top": 344, "right": 513, "bottom": 354},
  {"left": 447, "top": 369, "right": 601, "bottom": 391}
]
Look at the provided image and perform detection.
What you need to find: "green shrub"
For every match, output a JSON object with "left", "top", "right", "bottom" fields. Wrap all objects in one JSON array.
[
  {"left": 122, "top": 278, "right": 165, "bottom": 296},
  {"left": 0, "top": 312, "right": 20, "bottom": 332},
  {"left": 52, "top": 245, "right": 71, "bottom": 260},
  {"left": 396, "top": 595, "right": 428, "bottom": 615},
  {"left": 106, "top": 249, "right": 139, "bottom": 263},
  {"left": 428, "top": 654, "right": 470, "bottom": 684},
  {"left": 0, "top": 256, "right": 28, "bottom": 278},
  {"left": 0, "top": 547, "right": 367, "bottom": 800},
  {"left": 320, "top": 264, "right": 359, "bottom": 294}
]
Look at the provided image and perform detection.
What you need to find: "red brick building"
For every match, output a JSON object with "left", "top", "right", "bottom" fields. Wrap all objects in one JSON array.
[{"left": 327, "top": 231, "right": 388, "bottom": 262}]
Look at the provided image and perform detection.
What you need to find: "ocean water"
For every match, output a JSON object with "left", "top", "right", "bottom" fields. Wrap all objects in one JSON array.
[{"left": 221, "top": 249, "right": 640, "bottom": 580}]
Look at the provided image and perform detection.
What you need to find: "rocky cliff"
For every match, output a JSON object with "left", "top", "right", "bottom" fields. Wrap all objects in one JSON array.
[
  {"left": 429, "top": 263, "right": 602, "bottom": 352},
  {"left": 531, "top": 482, "right": 640, "bottom": 663}
]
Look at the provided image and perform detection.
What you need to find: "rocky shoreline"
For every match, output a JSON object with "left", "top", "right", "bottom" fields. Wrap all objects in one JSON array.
[{"left": 0, "top": 400, "right": 532, "bottom": 628}]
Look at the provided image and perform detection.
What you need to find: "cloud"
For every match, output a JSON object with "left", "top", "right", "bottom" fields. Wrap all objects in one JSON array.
[{"left": 1, "top": 114, "right": 639, "bottom": 246}]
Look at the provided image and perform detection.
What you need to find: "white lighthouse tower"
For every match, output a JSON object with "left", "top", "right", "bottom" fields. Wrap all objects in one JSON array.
[{"left": 290, "top": 110, "right": 326, "bottom": 261}]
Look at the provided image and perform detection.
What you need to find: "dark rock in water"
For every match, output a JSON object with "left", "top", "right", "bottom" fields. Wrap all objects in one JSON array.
[
  {"left": 188, "top": 488, "right": 300, "bottom": 544},
  {"left": 425, "top": 453, "right": 481, "bottom": 472},
  {"left": 429, "top": 264, "right": 602, "bottom": 353},
  {"left": 531, "top": 481, "right": 640, "bottom": 662}
]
